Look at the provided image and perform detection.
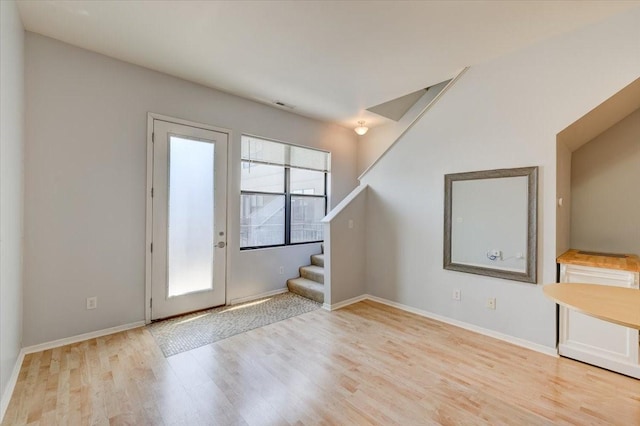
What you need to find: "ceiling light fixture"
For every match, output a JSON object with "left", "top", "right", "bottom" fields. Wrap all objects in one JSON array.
[{"left": 354, "top": 121, "right": 369, "bottom": 136}]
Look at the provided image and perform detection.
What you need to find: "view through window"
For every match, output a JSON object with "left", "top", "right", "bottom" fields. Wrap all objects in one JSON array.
[{"left": 240, "top": 136, "right": 329, "bottom": 249}]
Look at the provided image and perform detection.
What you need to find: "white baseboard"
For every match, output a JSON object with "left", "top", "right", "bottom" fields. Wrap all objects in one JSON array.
[
  {"left": 323, "top": 294, "right": 369, "bottom": 311},
  {"left": 22, "top": 321, "right": 146, "bottom": 355},
  {"left": 229, "top": 288, "right": 288, "bottom": 305},
  {"left": 1, "top": 320, "right": 145, "bottom": 422},
  {"left": 1, "top": 349, "right": 26, "bottom": 423},
  {"left": 330, "top": 294, "right": 558, "bottom": 357}
]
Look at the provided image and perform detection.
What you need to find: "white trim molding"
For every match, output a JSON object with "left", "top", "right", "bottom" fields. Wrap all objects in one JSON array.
[
  {"left": 22, "top": 321, "right": 146, "bottom": 355},
  {"left": 321, "top": 184, "right": 368, "bottom": 224},
  {"left": 330, "top": 294, "right": 558, "bottom": 358},
  {"left": 323, "top": 294, "right": 368, "bottom": 311},
  {"left": 358, "top": 67, "right": 469, "bottom": 180},
  {"left": 1, "top": 351, "right": 25, "bottom": 422},
  {"left": 145, "top": 112, "right": 233, "bottom": 323}
]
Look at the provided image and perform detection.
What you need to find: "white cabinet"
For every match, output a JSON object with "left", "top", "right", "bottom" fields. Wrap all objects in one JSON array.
[{"left": 559, "top": 263, "right": 640, "bottom": 378}]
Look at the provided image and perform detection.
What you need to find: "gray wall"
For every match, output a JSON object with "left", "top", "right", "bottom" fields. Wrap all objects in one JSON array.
[
  {"left": 0, "top": 0, "right": 25, "bottom": 407},
  {"left": 357, "top": 81, "right": 448, "bottom": 176},
  {"left": 556, "top": 140, "right": 572, "bottom": 256},
  {"left": 324, "top": 185, "right": 368, "bottom": 306},
  {"left": 570, "top": 108, "right": 640, "bottom": 255},
  {"left": 24, "top": 33, "right": 358, "bottom": 346},
  {"left": 360, "top": 9, "right": 640, "bottom": 349}
]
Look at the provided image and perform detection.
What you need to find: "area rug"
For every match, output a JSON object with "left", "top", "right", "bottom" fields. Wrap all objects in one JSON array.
[{"left": 147, "top": 292, "right": 320, "bottom": 357}]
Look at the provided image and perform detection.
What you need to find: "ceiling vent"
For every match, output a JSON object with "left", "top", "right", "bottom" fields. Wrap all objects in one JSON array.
[{"left": 272, "top": 100, "right": 295, "bottom": 109}]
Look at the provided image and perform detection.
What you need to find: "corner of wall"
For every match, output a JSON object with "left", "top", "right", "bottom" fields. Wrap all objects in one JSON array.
[
  {"left": 0, "top": 0, "right": 25, "bottom": 420},
  {"left": 555, "top": 138, "right": 572, "bottom": 257}
]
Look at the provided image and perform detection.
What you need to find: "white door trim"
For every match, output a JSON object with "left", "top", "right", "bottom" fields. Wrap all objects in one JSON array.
[{"left": 145, "top": 113, "right": 232, "bottom": 324}]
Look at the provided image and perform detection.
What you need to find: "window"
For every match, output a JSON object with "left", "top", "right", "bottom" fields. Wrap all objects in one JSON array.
[{"left": 240, "top": 136, "right": 329, "bottom": 249}]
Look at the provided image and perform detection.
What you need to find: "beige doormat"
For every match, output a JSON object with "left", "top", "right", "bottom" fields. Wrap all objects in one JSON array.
[{"left": 147, "top": 292, "right": 320, "bottom": 357}]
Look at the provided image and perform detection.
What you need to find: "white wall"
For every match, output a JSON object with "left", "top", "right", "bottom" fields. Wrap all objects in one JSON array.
[
  {"left": 361, "top": 8, "right": 640, "bottom": 349},
  {"left": 0, "top": 0, "right": 25, "bottom": 408},
  {"left": 24, "top": 33, "right": 358, "bottom": 346},
  {"left": 570, "top": 108, "right": 640, "bottom": 254}
]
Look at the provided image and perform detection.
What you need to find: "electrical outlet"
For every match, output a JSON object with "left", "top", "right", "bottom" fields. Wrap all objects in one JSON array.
[
  {"left": 491, "top": 249, "right": 501, "bottom": 259},
  {"left": 348, "top": 219, "right": 354, "bottom": 229},
  {"left": 279, "top": 266, "right": 284, "bottom": 275},
  {"left": 86, "top": 297, "right": 97, "bottom": 310},
  {"left": 453, "top": 289, "right": 461, "bottom": 301},
  {"left": 487, "top": 298, "right": 496, "bottom": 310}
]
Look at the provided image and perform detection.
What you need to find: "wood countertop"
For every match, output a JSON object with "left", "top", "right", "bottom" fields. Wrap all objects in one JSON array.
[
  {"left": 543, "top": 283, "right": 640, "bottom": 329},
  {"left": 557, "top": 249, "right": 640, "bottom": 273}
]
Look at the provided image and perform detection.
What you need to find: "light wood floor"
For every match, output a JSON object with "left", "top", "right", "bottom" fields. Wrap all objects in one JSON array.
[{"left": 3, "top": 300, "right": 640, "bottom": 425}]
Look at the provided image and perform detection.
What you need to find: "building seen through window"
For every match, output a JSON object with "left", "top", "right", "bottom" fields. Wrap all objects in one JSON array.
[{"left": 240, "top": 136, "right": 329, "bottom": 249}]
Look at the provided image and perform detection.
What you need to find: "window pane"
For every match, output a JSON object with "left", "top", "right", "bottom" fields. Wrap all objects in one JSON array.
[
  {"left": 241, "top": 162, "right": 285, "bottom": 193},
  {"left": 241, "top": 135, "right": 329, "bottom": 171},
  {"left": 290, "top": 145, "right": 329, "bottom": 171},
  {"left": 290, "top": 196, "right": 325, "bottom": 243},
  {"left": 240, "top": 194, "right": 285, "bottom": 247},
  {"left": 290, "top": 169, "right": 325, "bottom": 195},
  {"left": 241, "top": 136, "right": 287, "bottom": 165},
  {"left": 167, "top": 137, "right": 214, "bottom": 297}
]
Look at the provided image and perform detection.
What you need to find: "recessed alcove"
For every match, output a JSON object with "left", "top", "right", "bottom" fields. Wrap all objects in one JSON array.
[{"left": 556, "top": 77, "right": 640, "bottom": 257}]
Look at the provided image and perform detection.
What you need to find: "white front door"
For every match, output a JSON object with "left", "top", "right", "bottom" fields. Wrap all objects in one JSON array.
[{"left": 150, "top": 119, "right": 228, "bottom": 320}]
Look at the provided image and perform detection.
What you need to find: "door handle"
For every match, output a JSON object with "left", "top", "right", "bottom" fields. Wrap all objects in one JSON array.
[{"left": 215, "top": 241, "right": 226, "bottom": 248}]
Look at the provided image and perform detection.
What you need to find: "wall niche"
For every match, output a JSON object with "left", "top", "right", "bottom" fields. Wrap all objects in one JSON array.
[{"left": 556, "top": 77, "right": 640, "bottom": 257}]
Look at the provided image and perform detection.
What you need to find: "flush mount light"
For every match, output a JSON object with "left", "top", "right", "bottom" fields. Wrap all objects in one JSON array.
[{"left": 354, "top": 121, "right": 369, "bottom": 136}]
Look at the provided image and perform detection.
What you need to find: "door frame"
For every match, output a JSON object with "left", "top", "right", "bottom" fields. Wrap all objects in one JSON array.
[{"left": 145, "top": 113, "right": 232, "bottom": 324}]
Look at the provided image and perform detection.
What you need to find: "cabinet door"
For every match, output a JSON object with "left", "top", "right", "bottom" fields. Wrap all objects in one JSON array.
[{"left": 559, "top": 264, "right": 639, "bottom": 378}]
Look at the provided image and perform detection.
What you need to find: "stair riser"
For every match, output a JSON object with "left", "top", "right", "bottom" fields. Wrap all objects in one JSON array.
[
  {"left": 287, "top": 280, "right": 324, "bottom": 304},
  {"left": 286, "top": 244, "right": 325, "bottom": 304},
  {"left": 300, "top": 268, "right": 324, "bottom": 284}
]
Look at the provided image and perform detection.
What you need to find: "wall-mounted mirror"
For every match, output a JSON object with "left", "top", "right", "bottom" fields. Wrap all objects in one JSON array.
[{"left": 444, "top": 166, "right": 538, "bottom": 284}]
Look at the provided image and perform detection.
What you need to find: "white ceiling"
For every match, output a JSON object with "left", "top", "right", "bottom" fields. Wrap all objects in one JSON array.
[{"left": 17, "top": 1, "right": 640, "bottom": 129}]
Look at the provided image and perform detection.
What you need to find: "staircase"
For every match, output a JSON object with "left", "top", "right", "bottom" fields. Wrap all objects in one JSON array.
[{"left": 287, "top": 244, "right": 325, "bottom": 303}]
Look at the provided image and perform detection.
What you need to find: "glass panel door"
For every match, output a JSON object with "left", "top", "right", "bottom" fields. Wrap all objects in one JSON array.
[{"left": 151, "top": 119, "right": 227, "bottom": 320}]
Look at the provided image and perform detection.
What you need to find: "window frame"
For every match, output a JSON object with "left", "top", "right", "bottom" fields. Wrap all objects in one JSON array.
[
  {"left": 240, "top": 154, "right": 328, "bottom": 251},
  {"left": 239, "top": 189, "right": 287, "bottom": 250},
  {"left": 286, "top": 168, "right": 327, "bottom": 246}
]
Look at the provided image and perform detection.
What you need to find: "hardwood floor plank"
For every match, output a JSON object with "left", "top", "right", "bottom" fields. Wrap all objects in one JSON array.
[{"left": 4, "top": 301, "right": 640, "bottom": 425}]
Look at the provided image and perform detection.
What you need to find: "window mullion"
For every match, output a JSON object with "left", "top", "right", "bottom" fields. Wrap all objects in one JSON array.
[
  {"left": 284, "top": 167, "right": 291, "bottom": 245},
  {"left": 324, "top": 171, "right": 328, "bottom": 216},
  {"left": 240, "top": 134, "right": 329, "bottom": 249}
]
